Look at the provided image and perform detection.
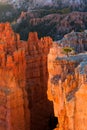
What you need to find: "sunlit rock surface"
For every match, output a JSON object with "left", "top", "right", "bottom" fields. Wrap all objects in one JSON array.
[{"left": 47, "top": 40, "right": 87, "bottom": 130}]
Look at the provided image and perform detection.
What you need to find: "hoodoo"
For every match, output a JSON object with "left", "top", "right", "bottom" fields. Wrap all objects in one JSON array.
[{"left": 0, "top": 22, "right": 54, "bottom": 130}]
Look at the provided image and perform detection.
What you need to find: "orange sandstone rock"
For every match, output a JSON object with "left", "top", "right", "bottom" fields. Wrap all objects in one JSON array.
[
  {"left": 47, "top": 42, "right": 87, "bottom": 130},
  {"left": 0, "top": 23, "right": 53, "bottom": 130}
]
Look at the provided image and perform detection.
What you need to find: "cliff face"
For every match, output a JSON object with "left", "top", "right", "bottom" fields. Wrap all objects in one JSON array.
[
  {"left": 47, "top": 38, "right": 87, "bottom": 130},
  {"left": 0, "top": 22, "right": 54, "bottom": 130}
]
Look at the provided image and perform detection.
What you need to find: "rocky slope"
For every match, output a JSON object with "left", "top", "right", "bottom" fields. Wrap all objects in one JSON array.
[
  {"left": 0, "top": 0, "right": 52, "bottom": 9},
  {"left": 0, "top": 0, "right": 87, "bottom": 24},
  {"left": 0, "top": 0, "right": 87, "bottom": 10},
  {"left": 13, "top": 11, "right": 87, "bottom": 41},
  {"left": 52, "top": 0, "right": 87, "bottom": 9},
  {"left": 58, "top": 31, "right": 87, "bottom": 52}
]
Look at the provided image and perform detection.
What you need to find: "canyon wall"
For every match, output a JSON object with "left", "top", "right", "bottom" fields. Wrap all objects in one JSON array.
[
  {"left": 0, "top": 22, "right": 54, "bottom": 130},
  {"left": 47, "top": 39, "right": 87, "bottom": 130}
]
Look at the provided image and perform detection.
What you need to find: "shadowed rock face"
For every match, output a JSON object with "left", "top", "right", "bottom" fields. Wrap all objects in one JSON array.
[{"left": 0, "top": 22, "right": 55, "bottom": 130}]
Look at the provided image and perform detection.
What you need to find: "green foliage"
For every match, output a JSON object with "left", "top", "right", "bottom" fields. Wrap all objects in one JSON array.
[
  {"left": 59, "top": 7, "right": 71, "bottom": 14},
  {"left": 63, "top": 47, "right": 74, "bottom": 57},
  {"left": 33, "top": 6, "right": 71, "bottom": 18}
]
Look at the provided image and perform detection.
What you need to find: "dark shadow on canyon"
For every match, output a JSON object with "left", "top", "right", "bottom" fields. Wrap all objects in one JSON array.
[{"left": 25, "top": 52, "right": 58, "bottom": 130}]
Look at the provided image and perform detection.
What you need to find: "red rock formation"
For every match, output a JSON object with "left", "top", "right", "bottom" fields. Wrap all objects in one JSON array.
[
  {"left": 0, "top": 22, "right": 53, "bottom": 130},
  {"left": 47, "top": 42, "right": 87, "bottom": 130}
]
